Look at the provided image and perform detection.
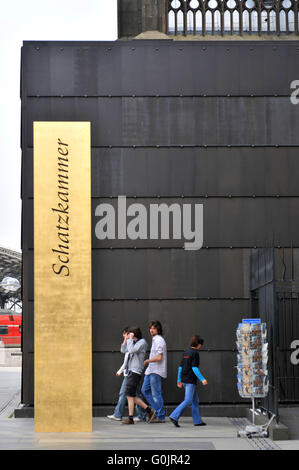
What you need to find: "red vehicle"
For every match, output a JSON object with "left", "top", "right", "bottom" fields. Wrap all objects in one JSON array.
[{"left": 0, "top": 309, "right": 22, "bottom": 347}]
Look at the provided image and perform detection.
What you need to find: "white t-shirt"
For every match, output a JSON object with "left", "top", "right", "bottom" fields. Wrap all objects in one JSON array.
[{"left": 145, "top": 334, "right": 167, "bottom": 378}]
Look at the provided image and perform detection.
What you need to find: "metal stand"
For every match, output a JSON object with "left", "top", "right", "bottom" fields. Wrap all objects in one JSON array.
[
  {"left": 252, "top": 397, "right": 255, "bottom": 425},
  {"left": 237, "top": 398, "right": 276, "bottom": 439}
]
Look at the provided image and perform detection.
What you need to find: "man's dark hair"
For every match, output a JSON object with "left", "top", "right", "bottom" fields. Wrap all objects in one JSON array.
[
  {"left": 190, "top": 335, "right": 204, "bottom": 347},
  {"left": 129, "top": 326, "right": 143, "bottom": 340},
  {"left": 149, "top": 320, "right": 163, "bottom": 336}
]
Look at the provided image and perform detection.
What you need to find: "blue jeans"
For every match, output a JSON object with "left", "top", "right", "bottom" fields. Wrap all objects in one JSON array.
[
  {"left": 114, "top": 376, "right": 146, "bottom": 419},
  {"left": 170, "top": 383, "right": 202, "bottom": 425},
  {"left": 141, "top": 374, "right": 165, "bottom": 420}
]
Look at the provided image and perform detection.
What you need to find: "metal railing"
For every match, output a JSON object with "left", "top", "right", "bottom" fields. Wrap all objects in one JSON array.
[{"left": 168, "top": 0, "right": 299, "bottom": 36}]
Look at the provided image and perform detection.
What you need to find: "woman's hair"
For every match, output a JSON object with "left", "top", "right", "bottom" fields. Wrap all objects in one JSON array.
[
  {"left": 190, "top": 335, "right": 204, "bottom": 347},
  {"left": 149, "top": 320, "right": 163, "bottom": 336},
  {"left": 122, "top": 326, "right": 130, "bottom": 334},
  {"left": 129, "top": 326, "right": 143, "bottom": 340}
]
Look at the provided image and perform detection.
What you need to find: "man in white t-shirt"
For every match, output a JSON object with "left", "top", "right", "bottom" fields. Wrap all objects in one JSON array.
[{"left": 142, "top": 320, "right": 167, "bottom": 423}]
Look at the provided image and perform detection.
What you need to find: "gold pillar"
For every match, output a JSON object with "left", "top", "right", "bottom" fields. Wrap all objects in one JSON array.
[{"left": 34, "top": 122, "right": 92, "bottom": 432}]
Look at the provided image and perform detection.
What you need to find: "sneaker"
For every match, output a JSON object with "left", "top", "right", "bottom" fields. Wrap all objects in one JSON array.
[
  {"left": 194, "top": 422, "right": 207, "bottom": 426},
  {"left": 122, "top": 417, "right": 134, "bottom": 425},
  {"left": 150, "top": 417, "right": 165, "bottom": 423},
  {"left": 146, "top": 408, "right": 156, "bottom": 423},
  {"left": 107, "top": 414, "right": 121, "bottom": 421},
  {"left": 169, "top": 417, "right": 180, "bottom": 428}
]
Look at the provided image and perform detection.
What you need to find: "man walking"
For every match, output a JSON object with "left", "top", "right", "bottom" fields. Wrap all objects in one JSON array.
[
  {"left": 107, "top": 327, "right": 146, "bottom": 422},
  {"left": 120, "top": 326, "right": 156, "bottom": 425},
  {"left": 142, "top": 320, "right": 167, "bottom": 423}
]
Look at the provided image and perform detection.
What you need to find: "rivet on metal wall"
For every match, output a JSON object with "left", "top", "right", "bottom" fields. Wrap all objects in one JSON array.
[
  {"left": 252, "top": 194, "right": 256, "bottom": 198},
  {"left": 35, "top": 47, "right": 40, "bottom": 51}
]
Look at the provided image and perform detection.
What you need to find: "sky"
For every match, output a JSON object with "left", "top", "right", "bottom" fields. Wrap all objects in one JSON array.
[{"left": 0, "top": 0, "right": 118, "bottom": 252}]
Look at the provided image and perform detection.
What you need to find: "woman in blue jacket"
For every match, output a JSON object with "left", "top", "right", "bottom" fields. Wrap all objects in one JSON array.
[{"left": 169, "top": 335, "right": 208, "bottom": 427}]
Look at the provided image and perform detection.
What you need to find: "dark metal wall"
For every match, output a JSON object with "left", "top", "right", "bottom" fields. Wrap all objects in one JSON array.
[
  {"left": 21, "top": 40, "right": 299, "bottom": 408},
  {"left": 250, "top": 247, "right": 299, "bottom": 421}
]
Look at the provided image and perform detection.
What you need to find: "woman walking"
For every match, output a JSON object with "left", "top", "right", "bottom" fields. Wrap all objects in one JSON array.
[{"left": 169, "top": 335, "right": 208, "bottom": 428}]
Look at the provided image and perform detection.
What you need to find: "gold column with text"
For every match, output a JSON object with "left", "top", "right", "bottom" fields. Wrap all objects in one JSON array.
[{"left": 34, "top": 122, "right": 92, "bottom": 432}]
